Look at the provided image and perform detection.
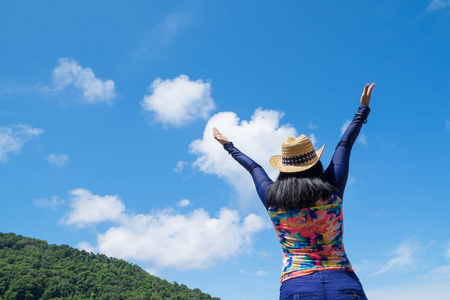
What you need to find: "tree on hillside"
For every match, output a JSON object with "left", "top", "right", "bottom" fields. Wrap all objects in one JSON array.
[{"left": 0, "top": 233, "right": 220, "bottom": 300}]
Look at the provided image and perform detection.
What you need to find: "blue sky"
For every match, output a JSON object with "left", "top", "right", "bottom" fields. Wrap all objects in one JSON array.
[{"left": 1, "top": 1, "right": 450, "bottom": 299}]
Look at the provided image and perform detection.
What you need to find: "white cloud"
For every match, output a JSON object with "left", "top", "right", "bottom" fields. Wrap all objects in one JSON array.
[
  {"left": 189, "top": 109, "right": 297, "bottom": 207},
  {"left": 0, "top": 124, "right": 43, "bottom": 162},
  {"left": 60, "top": 189, "right": 268, "bottom": 270},
  {"left": 53, "top": 58, "right": 116, "bottom": 104},
  {"left": 34, "top": 196, "right": 65, "bottom": 210},
  {"left": 96, "top": 207, "right": 267, "bottom": 270},
  {"left": 358, "top": 132, "right": 368, "bottom": 144},
  {"left": 141, "top": 75, "right": 215, "bottom": 127},
  {"left": 0, "top": 82, "right": 51, "bottom": 96},
  {"left": 238, "top": 269, "right": 267, "bottom": 276},
  {"left": 145, "top": 267, "right": 160, "bottom": 277},
  {"left": 77, "top": 241, "right": 97, "bottom": 253},
  {"left": 308, "top": 121, "right": 318, "bottom": 130},
  {"left": 430, "top": 265, "right": 450, "bottom": 277},
  {"left": 60, "top": 189, "right": 126, "bottom": 228},
  {"left": 366, "top": 265, "right": 450, "bottom": 300},
  {"left": 370, "top": 239, "right": 422, "bottom": 276},
  {"left": 367, "top": 282, "right": 450, "bottom": 300},
  {"left": 135, "top": 11, "right": 193, "bottom": 58},
  {"left": 177, "top": 199, "right": 191, "bottom": 207},
  {"left": 47, "top": 153, "right": 69, "bottom": 166},
  {"left": 347, "top": 175, "right": 356, "bottom": 185},
  {"left": 358, "top": 240, "right": 450, "bottom": 300},
  {"left": 427, "top": 0, "right": 450, "bottom": 11},
  {"left": 254, "top": 270, "right": 267, "bottom": 276},
  {"left": 174, "top": 161, "right": 188, "bottom": 173},
  {"left": 159, "top": 11, "right": 193, "bottom": 43},
  {"left": 340, "top": 120, "right": 351, "bottom": 136},
  {"left": 309, "top": 133, "right": 318, "bottom": 147},
  {"left": 341, "top": 119, "right": 367, "bottom": 144}
]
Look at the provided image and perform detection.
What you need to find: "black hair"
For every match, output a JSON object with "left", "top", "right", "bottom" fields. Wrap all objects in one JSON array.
[{"left": 267, "top": 161, "right": 335, "bottom": 210}]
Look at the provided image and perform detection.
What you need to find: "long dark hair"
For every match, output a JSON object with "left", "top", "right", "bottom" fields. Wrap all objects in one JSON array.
[{"left": 267, "top": 161, "right": 335, "bottom": 210}]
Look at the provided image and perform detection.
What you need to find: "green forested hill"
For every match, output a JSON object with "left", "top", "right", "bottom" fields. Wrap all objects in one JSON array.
[{"left": 0, "top": 233, "right": 220, "bottom": 300}]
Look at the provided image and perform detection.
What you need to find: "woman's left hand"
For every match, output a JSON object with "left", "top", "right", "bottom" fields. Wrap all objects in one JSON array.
[
  {"left": 360, "top": 83, "right": 375, "bottom": 106},
  {"left": 213, "top": 127, "right": 229, "bottom": 145}
]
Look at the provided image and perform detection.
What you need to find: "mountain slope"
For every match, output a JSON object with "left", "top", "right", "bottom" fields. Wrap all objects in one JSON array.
[{"left": 0, "top": 233, "right": 220, "bottom": 300}]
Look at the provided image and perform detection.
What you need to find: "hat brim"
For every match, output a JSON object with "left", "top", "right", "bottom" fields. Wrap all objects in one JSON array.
[{"left": 269, "top": 144, "right": 325, "bottom": 173}]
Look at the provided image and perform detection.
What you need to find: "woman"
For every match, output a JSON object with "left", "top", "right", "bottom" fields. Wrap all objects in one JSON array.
[{"left": 213, "top": 83, "right": 375, "bottom": 299}]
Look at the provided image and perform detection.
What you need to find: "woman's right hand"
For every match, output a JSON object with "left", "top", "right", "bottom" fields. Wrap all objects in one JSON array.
[
  {"left": 360, "top": 83, "right": 375, "bottom": 106},
  {"left": 213, "top": 127, "right": 229, "bottom": 145}
]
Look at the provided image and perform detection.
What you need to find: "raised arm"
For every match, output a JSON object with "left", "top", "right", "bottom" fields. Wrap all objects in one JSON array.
[
  {"left": 323, "top": 83, "right": 375, "bottom": 198},
  {"left": 213, "top": 128, "right": 273, "bottom": 209}
]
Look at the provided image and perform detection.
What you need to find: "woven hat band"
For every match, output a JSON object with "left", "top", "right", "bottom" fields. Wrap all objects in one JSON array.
[{"left": 281, "top": 149, "right": 317, "bottom": 166}]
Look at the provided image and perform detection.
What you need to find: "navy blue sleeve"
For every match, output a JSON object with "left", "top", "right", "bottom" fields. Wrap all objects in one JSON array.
[
  {"left": 323, "top": 105, "right": 371, "bottom": 199},
  {"left": 223, "top": 142, "right": 273, "bottom": 210}
]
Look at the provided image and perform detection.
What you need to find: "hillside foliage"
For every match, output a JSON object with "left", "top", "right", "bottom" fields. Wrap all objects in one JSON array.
[{"left": 0, "top": 233, "right": 220, "bottom": 300}]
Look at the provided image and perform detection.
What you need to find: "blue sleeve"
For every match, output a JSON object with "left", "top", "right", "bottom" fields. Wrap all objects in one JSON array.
[
  {"left": 223, "top": 142, "right": 273, "bottom": 210},
  {"left": 323, "top": 105, "right": 371, "bottom": 199}
]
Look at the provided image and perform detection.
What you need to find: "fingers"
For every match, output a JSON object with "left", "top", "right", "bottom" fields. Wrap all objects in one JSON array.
[
  {"left": 363, "top": 84, "right": 370, "bottom": 96},
  {"left": 368, "top": 83, "right": 375, "bottom": 96},
  {"left": 212, "top": 127, "right": 223, "bottom": 141},
  {"left": 363, "top": 83, "right": 375, "bottom": 95}
]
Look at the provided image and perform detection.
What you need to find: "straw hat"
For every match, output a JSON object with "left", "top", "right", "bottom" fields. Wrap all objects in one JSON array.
[{"left": 269, "top": 135, "right": 325, "bottom": 173}]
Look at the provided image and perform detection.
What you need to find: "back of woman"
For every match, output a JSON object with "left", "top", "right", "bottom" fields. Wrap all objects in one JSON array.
[
  {"left": 269, "top": 191, "right": 351, "bottom": 283},
  {"left": 213, "top": 83, "right": 375, "bottom": 299}
]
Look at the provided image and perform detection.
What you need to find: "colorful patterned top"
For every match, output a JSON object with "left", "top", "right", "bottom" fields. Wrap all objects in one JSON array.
[
  {"left": 224, "top": 105, "right": 370, "bottom": 283},
  {"left": 268, "top": 194, "right": 352, "bottom": 282}
]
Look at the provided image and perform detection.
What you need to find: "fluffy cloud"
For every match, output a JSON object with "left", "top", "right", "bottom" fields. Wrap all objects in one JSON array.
[
  {"left": 308, "top": 121, "right": 318, "bottom": 130},
  {"left": 145, "top": 267, "right": 160, "bottom": 277},
  {"left": 96, "top": 207, "right": 267, "bottom": 270},
  {"left": 427, "top": 0, "right": 450, "bottom": 11},
  {"left": 366, "top": 265, "right": 450, "bottom": 300},
  {"left": 47, "top": 153, "right": 69, "bottom": 166},
  {"left": 62, "top": 189, "right": 268, "bottom": 270},
  {"left": 0, "top": 124, "right": 43, "bottom": 162},
  {"left": 370, "top": 239, "right": 422, "bottom": 276},
  {"left": 239, "top": 269, "right": 267, "bottom": 276},
  {"left": 367, "top": 282, "right": 450, "bottom": 300},
  {"left": 174, "top": 161, "right": 188, "bottom": 173},
  {"left": 141, "top": 75, "right": 215, "bottom": 127},
  {"left": 359, "top": 239, "right": 450, "bottom": 299},
  {"left": 77, "top": 241, "right": 96, "bottom": 253},
  {"left": 309, "top": 133, "right": 318, "bottom": 147},
  {"left": 177, "top": 199, "right": 191, "bottom": 207},
  {"left": 341, "top": 120, "right": 367, "bottom": 144},
  {"left": 53, "top": 58, "right": 116, "bottom": 104},
  {"left": 189, "top": 109, "right": 297, "bottom": 207},
  {"left": 34, "top": 196, "right": 65, "bottom": 210},
  {"left": 60, "top": 189, "right": 126, "bottom": 228}
]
